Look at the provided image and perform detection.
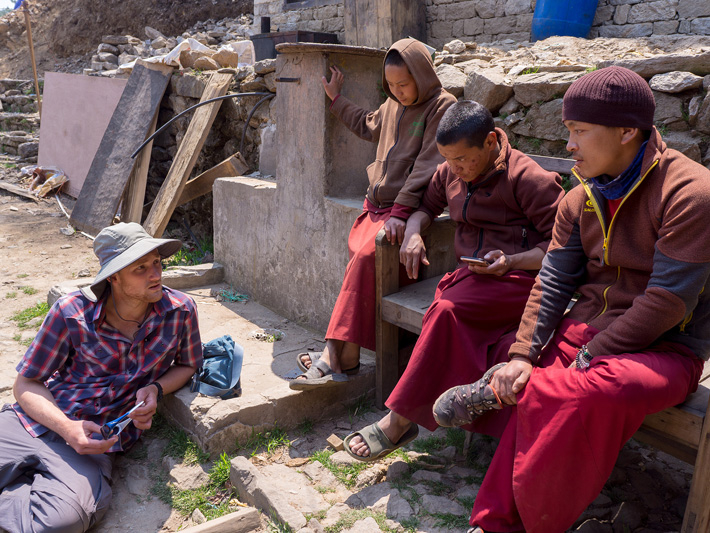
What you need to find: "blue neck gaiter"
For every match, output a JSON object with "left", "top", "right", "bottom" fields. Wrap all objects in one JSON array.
[{"left": 590, "top": 140, "right": 648, "bottom": 200}]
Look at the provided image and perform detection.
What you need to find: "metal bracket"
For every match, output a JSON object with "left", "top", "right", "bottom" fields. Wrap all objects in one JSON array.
[{"left": 275, "top": 77, "right": 301, "bottom": 84}]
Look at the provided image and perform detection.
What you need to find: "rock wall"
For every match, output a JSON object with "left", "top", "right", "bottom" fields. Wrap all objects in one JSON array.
[
  {"left": 254, "top": 0, "right": 345, "bottom": 37},
  {"left": 253, "top": 0, "right": 710, "bottom": 49},
  {"left": 432, "top": 36, "right": 710, "bottom": 169}
]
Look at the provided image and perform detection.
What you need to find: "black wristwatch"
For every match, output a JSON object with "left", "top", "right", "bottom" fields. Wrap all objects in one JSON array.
[{"left": 150, "top": 381, "right": 164, "bottom": 402}]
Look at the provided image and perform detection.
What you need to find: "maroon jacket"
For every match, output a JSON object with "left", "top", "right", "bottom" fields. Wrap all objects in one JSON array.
[
  {"left": 330, "top": 38, "right": 456, "bottom": 217},
  {"left": 511, "top": 128, "right": 710, "bottom": 362},
  {"left": 419, "top": 129, "right": 564, "bottom": 268}
]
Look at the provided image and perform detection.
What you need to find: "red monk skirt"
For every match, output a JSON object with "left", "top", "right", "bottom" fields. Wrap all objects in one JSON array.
[
  {"left": 326, "top": 205, "right": 410, "bottom": 351},
  {"left": 386, "top": 267, "right": 536, "bottom": 433},
  {"left": 471, "top": 318, "right": 704, "bottom": 533}
]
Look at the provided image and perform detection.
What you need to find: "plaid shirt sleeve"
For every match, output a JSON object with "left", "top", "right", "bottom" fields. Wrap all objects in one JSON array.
[{"left": 16, "top": 299, "right": 73, "bottom": 381}]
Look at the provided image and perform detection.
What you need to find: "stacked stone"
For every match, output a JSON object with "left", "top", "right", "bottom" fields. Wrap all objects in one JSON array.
[
  {"left": 0, "top": 79, "right": 39, "bottom": 114},
  {"left": 424, "top": 0, "right": 710, "bottom": 50},
  {"left": 426, "top": 0, "right": 534, "bottom": 49},
  {"left": 85, "top": 15, "right": 255, "bottom": 76},
  {"left": 432, "top": 37, "right": 710, "bottom": 168},
  {"left": 592, "top": 0, "right": 710, "bottom": 39},
  {"left": 254, "top": 0, "right": 345, "bottom": 36},
  {"left": 0, "top": 79, "right": 39, "bottom": 162}
]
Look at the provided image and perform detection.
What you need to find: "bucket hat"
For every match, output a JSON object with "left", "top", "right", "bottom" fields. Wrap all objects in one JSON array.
[{"left": 81, "top": 222, "right": 181, "bottom": 302}]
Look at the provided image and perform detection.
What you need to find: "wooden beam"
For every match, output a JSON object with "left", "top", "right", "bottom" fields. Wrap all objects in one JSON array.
[
  {"left": 177, "top": 153, "right": 248, "bottom": 207},
  {"left": 528, "top": 155, "right": 576, "bottom": 175},
  {"left": 143, "top": 72, "right": 233, "bottom": 237},
  {"left": 69, "top": 60, "right": 173, "bottom": 235},
  {"left": 122, "top": 111, "right": 159, "bottom": 223},
  {"left": 0, "top": 181, "right": 39, "bottom": 202}
]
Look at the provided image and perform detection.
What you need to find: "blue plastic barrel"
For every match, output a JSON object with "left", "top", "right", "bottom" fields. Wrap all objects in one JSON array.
[{"left": 531, "top": 0, "right": 600, "bottom": 41}]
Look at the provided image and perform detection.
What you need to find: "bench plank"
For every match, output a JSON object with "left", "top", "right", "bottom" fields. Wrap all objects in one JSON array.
[{"left": 381, "top": 275, "right": 442, "bottom": 335}]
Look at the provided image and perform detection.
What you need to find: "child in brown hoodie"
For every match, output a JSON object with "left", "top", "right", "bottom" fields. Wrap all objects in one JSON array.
[{"left": 290, "top": 38, "right": 456, "bottom": 390}]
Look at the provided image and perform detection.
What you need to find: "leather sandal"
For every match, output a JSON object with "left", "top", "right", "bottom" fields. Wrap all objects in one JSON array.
[
  {"left": 289, "top": 358, "right": 348, "bottom": 390},
  {"left": 343, "top": 422, "right": 419, "bottom": 462},
  {"left": 433, "top": 363, "right": 507, "bottom": 427},
  {"left": 297, "top": 351, "right": 360, "bottom": 376}
]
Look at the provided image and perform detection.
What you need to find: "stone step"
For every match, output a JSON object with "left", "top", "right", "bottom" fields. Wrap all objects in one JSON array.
[{"left": 0, "top": 112, "right": 39, "bottom": 134}]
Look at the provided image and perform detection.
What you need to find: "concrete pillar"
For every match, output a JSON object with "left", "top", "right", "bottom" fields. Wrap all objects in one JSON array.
[{"left": 214, "top": 43, "right": 386, "bottom": 332}]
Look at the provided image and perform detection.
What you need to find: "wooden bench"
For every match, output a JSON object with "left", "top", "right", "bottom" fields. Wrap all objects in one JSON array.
[{"left": 374, "top": 155, "right": 710, "bottom": 533}]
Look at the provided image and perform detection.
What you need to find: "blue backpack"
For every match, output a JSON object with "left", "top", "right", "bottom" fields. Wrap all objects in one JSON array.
[{"left": 190, "top": 335, "right": 243, "bottom": 399}]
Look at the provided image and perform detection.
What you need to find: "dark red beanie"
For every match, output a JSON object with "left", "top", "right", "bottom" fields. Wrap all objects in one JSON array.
[{"left": 562, "top": 66, "right": 655, "bottom": 130}]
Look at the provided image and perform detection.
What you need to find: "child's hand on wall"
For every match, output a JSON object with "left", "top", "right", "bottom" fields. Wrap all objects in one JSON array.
[{"left": 322, "top": 65, "right": 344, "bottom": 101}]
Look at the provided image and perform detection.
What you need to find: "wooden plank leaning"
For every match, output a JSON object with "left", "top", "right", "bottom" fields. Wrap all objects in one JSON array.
[
  {"left": 68, "top": 60, "right": 173, "bottom": 235},
  {"left": 143, "top": 72, "right": 233, "bottom": 237},
  {"left": 122, "top": 111, "right": 159, "bottom": 223}
]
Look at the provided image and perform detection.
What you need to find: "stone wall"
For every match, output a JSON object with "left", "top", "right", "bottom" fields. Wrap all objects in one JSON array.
[
  {"left": 254, "top": 0, "right": 345, "bottom": 37},
  {"left": 255, "top": 0, "right": 710, "bottom": 50},
  {"left": 591, "top": 0, "right": 710, "bottom": 38}
]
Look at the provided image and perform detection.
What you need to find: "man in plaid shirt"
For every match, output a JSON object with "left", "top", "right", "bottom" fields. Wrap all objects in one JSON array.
[{"left": 0, "top": 223, "right": 203, "bottom": 533}]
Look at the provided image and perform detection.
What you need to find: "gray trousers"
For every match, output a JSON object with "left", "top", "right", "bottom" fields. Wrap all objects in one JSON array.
[{"left": 0, "top": 407, "right": 113, "bottom": 533}]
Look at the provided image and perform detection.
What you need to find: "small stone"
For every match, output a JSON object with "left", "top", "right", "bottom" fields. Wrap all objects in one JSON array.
[
  {"left": 145, "top": 26, "right": 166, "bottom": 40},
  {"left": 60, "top": 244, "right": 72, "bottom": 250},
  {"left": 150, "top": 36, "right": 169, "bottom": 50},
  {"left": 649, "top": 71, "right": 704, "bottom": 94},
  {"left": 411, "top": 469, "right": 443, "bottom": 483},
  {"left": 326, "top": 434, "right": 344, "bottom": 451},
  {"left": 191, "top": 508, "right": 206, "bottom": 524},
  {"left": 443, "top": 39, "right": 466, "bottom": 54},
  {"left": 193, "top": 56, "right": 221, "bottom": 71},
  {"left": 330, "top": 450, "right": 358, "bottom": 466},
  {"left": 286, "top": 457, "right": 310, "bottom": 467},
  {"left": 386, "top": 460, "right": 409, "bottom": 482},
  {"left": 213, "top": 49, "right": 241, "bottom": 68},
  {"left": 254, "top": 58, "right": 277, "bottom": 75},
  {"left": 97, "top": 43, "right": 119, "bottom": 55},
  {"left": 77, "top": 268, "right": 91, "bottom": 277}
]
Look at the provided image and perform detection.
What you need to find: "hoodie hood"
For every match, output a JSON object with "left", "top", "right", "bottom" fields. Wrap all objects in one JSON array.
[{"left": 383, "top": 38, "right": 442, "bottom": 107}]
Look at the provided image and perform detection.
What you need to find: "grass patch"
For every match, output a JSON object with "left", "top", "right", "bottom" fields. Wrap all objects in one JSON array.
[
  {"left": 324, "top": 508, "right": 397, "bottom": 533},
  {"left": 430, "top": 511, "right": 470, "bottom": 530},
  {"left": 150, "top": 459, "right": 239, "bottom": 521},
  {"left": 12, "top": 333, "right": 34, "bottom": 347},
  {"left": 424, "top": 480, "right": 452, "bottom": 496},
  {"left": 521, "top": 66, "right": 539, "bottom": 75},
  {"left": 310, "top": 449, "right": 368, "bottom": 488},
  {"left": 11, "top": 301, "right": 49, "bottom": 329},
  {"left": 298, "top": 418, "right": 314, "bottom": 435},
  {"left": 237, "top": 426, "right": 290, "bottom": 457},
  {"left": 411, "top": 434, "right": 446, "bottom": 454},
  {"left": 585, "top": 65, "right": 598, "bottom": 73},
  {"left": 5, "top": 291, "right": 17, "bottom": 299},
  {"left": 529, "top": 137, "right": 543, "bottom": 151},
  {"left": 266, "top": 515, "right": 294, "bottom": 532},
  {"left": 214, "top": 285, "right": 249, "bottom": 302},
  {"left": 164, "top": 239, "right": 214, "bottom": 267},
  {"left": 16, "top": 273, "right": 28, "bottom": 278},
  {"left": 20, "top": 286, "right": 38, "bottom": 295},
  {"left": 147, "top": 413, "right": 210, "bottom": 465},
  {"left": 400, "top": 516, "right": 420, "bottom": 531},
  {"left": 445, "top": 428, "right": 466, "bottom": 454},
  {"left": 347, "top": 394, "right": 373, "bottom": 422},
  {"left": 457, "top": 495, "right": 476, "bottom": 510}
]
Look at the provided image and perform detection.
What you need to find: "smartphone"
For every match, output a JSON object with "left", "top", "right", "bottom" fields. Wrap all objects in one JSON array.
[{"left": 461, "top": 256, "right": 490, "bottom": 267}]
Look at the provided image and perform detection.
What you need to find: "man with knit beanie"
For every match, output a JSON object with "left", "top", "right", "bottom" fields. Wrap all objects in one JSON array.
[{"left": 432, "top": 66, "right": 710, "bottom": 532}]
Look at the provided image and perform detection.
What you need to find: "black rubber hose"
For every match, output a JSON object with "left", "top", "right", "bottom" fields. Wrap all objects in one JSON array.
[
  {"left": 130, "top": 92, "right": 273, "bottom": 159},
  {"left": 240, "top": 93, "right": 275, "bottom": 155}
]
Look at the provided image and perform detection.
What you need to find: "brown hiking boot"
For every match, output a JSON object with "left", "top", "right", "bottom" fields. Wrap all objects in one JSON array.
[{"left": 433, "top": 363, "right": 507, "bottom": 427}]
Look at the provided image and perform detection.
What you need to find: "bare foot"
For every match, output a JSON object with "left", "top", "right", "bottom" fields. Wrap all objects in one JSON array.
[{"left": 348, "top": 411, "right": 413, "bottom": 457}]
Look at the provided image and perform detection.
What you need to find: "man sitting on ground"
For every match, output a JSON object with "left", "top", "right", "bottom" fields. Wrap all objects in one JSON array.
[
  {"left": 345, "top": 100, "right": 564, "bottom": 460},
  {"left": 434, "top": 66, "right": 710, "bottom": 532},
  {"left": 0, "top": 222, "right": 203, "bottom": 533}
]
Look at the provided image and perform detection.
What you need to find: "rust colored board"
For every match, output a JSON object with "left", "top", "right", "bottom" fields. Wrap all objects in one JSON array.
[
  {"left": 375, "top": 227, "right": 403, "bottom": 409},
  {"left": 122, "top": 111, "right": 159, "bottom": 223},
  {"left": 143, "top": 72, "right": 233, "bottom": 237},
  {"left": 69, "top": 61, "right": 173, "bottom": 235},
  {"left": 38, "top": 72, "right": 127, "bottom": 198},
  {"left": 177, "top": 153, "right": 248, "bottom": 207},
  {"left": 682, "top": 398, "right": 710, "bottom": 532}
]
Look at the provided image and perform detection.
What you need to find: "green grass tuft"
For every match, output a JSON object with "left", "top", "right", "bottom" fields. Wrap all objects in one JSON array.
[
  {"left": 21, "top": 286, "right": 38, "bottom": 295},
  {"left": 6, "top": 291, "right": 17, "bottom": 299},
  {"left": 310, "top": 449, "right": 368, "bottom": 488},
  {"left": 11, "top": 301, "right": 49, "bottom": 329},
  {"left": 237, "top": 426, "right": 291, "bottom": 456}
]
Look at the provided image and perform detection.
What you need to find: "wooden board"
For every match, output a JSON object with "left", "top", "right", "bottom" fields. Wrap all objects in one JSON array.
[
  {"left": 143, "top": 72, "right": 233, "bottom": 237},
  {"left": 122, "top": 111, "right": 159, "bottom": 223},
  {"left": 69, "top": 60, "right": 173, "bottom": 235},
  {"left": 177, "top": 153, "right": 248, "bottom": 206},
  {"left": 0, "top": 181, "right": 39, "bottom": 202},
  {"left": 38, "top": 73, "right": 127, "bottom": 198},
  {"left": 381, "top": 275, "right": 442, "bottom": 335}
]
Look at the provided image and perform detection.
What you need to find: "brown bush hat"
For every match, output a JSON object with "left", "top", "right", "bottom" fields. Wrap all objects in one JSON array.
[
  {"left": 81, "top": 222, "right": 181, "bottom": 302},
  {"left": 562, "top": 66, "right": 655, "bottom": 130}
]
